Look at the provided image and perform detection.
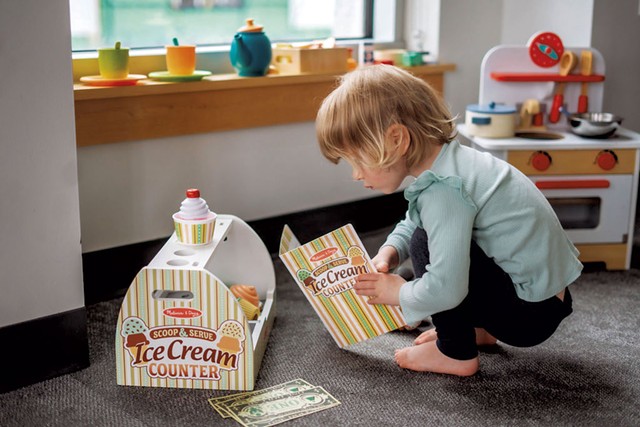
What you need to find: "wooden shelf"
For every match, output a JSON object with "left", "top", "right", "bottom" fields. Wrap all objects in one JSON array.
[
  {"left": 73, "top": 64, "right": 456, "bottom": 147},
  {"left": 490, "top": 72, "right": 605, "bottom": 83}
]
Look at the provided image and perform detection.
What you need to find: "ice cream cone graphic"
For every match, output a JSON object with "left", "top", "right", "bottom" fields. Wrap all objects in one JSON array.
[
  {"left": 348, "top": 246, "right": 366, "bottom": 267},
  {"left": 121, "top": 317, "right": 150, "bottom": 366},
  {"left": 217, "top": 320, "right": 245, "bottom": 368},
  {"left": 297, "top": 269, "right": 316, "bottom": 291}
]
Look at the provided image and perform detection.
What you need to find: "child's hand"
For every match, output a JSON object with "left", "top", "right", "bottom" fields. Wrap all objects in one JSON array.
[
  {"left": 371, "top": 246, "right": 399, "bottom": 273},
  {"left": 354, "top": 272, "right": 405, "bottom": 306}
]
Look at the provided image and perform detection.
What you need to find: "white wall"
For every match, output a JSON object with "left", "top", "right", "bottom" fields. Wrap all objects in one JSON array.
[
  {"left": 404, "top": 0, "right": 440, "bottom": 56},
  {"left": 77, "top": 124, "right": 370, "bottom": 252},
  {"left": 0, "top": 1, "right": 85, "bottom": 326},
  {"left": 501, "top": 0, "right": 593, "bottom": 46},
  {"left": 439, "top": 0, "right": 504, "bottom": 120},
  {"left": 592, "top": 0, "right": 640, "bottom": 132}
]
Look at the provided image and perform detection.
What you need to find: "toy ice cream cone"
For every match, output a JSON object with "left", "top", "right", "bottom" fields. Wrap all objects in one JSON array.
[
  {"left": 229, "top": 284, "right": 260, "bottom": 307},
  {"left": 237, "top": 298, "right": 260, "bottom": 320}
]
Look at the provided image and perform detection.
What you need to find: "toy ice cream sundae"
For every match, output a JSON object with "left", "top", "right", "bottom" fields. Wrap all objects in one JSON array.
[{"left": 172, "top": 188, "right": 217, "bottom": 245}]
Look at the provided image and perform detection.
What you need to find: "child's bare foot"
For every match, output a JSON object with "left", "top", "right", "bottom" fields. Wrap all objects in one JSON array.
[
  {"left": 414, "top": 328, "right": 498, "bottom": 346},
  {"left": 395, "top": 341, "right": 479, "bottom": 376},
  {"left": 414, "top": 328, "right": 438, "bottom": 345},
  {"left": 475, "top": 328, "right": 497, "bottom": 346}
]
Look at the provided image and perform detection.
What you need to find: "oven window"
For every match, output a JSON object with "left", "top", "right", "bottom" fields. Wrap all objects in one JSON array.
[{"left": 547, "top": 197, "right": 601, "bottom": 229}]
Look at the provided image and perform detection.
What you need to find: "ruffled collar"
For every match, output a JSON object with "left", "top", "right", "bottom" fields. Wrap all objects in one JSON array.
[
  {"left": 404, "top": 141, "right": 451, "bottom": 202},
  {"left": 403, "top": 142, "right": 476, "bottom": 226}
]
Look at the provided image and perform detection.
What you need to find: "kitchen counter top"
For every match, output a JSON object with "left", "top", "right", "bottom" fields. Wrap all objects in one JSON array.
[{"left": 458, "top": 125, "right": 640, "bottom": 151}]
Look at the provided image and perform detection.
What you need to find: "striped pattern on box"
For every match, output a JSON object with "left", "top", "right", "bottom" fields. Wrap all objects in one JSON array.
[
  {"left": 280, "top": 224, "right": 405, "bottom": 348},
  {"left": 115, "top": 268, "right": 254, "bottom": 390},
  {"left": 174, "top": 220, "right": 215, "bottom": 245}
]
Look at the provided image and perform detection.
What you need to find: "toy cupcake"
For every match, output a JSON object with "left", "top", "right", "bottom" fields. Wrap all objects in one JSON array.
[{"left": 172, "top": 188, "right": 217, "bottom": 245}]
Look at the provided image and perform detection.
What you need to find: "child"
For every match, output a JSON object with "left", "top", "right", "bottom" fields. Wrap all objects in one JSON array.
[{"left": 315, "top": 65, "right": 582, "bottom": 377}]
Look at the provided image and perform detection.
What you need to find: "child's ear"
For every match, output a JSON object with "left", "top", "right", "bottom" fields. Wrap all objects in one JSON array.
[{"left": 386, "top": 124, "right": 410, "bottom": 156}]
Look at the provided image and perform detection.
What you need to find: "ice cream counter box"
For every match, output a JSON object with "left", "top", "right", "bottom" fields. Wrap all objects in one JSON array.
[{"left": 115, "top": 215, "right": 276, "bottom": 391}]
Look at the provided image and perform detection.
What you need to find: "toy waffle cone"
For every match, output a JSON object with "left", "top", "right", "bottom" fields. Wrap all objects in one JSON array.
[
  {"left": 237, "top": 298, "right": 260, "bottom": 320},
  {"left": 229, "top": 284, "right": 259, "bottom": 307}
]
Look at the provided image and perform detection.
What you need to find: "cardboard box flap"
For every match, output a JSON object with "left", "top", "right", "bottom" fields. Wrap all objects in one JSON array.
[
  {"left": 279, "top": 224, "right": 301, "bottom": 255},
  {"left": 279, "top": 224, "right": 405, "bottom": 348},
  {"left": 115, "top": 267, "right": 255, "bottom": 390}
]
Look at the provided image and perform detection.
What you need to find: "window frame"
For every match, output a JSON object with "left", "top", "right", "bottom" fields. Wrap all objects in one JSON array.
[
  {"left": 71, "top": 0, "right": 404, "bottom": 80},
  {"left": 67, "top": 0, "right": 461, "bottom": 149}
]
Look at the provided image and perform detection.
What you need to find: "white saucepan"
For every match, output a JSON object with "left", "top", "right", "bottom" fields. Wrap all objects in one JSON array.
[{"left": 465, "top": 102, "right": 517, "bottom": 138}]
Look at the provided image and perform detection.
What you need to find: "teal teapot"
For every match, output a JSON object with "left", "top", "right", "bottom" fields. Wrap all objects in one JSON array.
[{"left": 230, "top": 19, "right": 272, "bottom": 77}]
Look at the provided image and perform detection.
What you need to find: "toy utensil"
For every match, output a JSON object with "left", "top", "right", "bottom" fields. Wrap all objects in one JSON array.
[
  {"left": 577, "top": 50, "right": 593, "bottom": 114},
  {"left": 549, "top": 51, "right": 578, "bottom": 123}
]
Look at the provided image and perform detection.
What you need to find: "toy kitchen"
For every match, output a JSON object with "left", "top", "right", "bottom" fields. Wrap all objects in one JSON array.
[{"left": 458, "top": 32, "right": 640, "bottom": 270}]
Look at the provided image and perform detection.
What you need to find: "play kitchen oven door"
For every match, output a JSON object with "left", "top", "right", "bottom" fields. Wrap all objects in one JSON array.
[{"left": 509, "top": 148, "right": 636, "bottom": 245}]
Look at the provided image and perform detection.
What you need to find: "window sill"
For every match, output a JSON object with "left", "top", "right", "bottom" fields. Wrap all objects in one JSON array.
[{"left": 73, "top": 64, "right": 456, "bottom": 147}]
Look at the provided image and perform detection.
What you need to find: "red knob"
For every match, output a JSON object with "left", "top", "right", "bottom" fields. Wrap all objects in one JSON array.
[
  {"left": 596, "top": 151, "right": 617, "bottom": 171},
  {"left": 531, "top": 151, "right": 552, "bottom": 171},
  {"left": 186, "top": 188, "right": 200, "bottom": 198}
]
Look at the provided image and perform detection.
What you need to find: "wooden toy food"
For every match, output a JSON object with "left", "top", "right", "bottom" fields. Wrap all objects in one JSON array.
[
  {"left": 172, "top": 189, "right": 217, "bottom": 245},
  {"left": 237, "top": 298, "right": 260, "bottom": 320},
  {"left": 230, "top": 284, "right": 260, "bottom": 307}
]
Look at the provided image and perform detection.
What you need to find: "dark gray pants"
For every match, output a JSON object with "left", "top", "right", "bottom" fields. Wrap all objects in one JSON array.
[{"left": 410, "top": 227, "right": 573, "bottom": 360}]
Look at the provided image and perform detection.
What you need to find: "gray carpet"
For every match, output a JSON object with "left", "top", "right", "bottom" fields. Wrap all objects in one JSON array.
[{"left": 2, "top": 227, "right": 640, "bottom": 426}]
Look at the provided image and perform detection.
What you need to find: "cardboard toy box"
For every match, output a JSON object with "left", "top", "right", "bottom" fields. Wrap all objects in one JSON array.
[
  {"left": 279, "top": 224, "right": 405, "bottom": 348},
  {"left": 115, "top": 215, "right": 275, "bottom": 391},
  {"left": 272, "top": 46, "right": 349, "bottom": 75}
]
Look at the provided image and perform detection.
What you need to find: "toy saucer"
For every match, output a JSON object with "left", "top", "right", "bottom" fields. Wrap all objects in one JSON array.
[
  {"left": 148, "top": 70, "right": 212, "bottom": 82},
  {"left": 79, "top": 74, "right": 147, "bottom": 87}
]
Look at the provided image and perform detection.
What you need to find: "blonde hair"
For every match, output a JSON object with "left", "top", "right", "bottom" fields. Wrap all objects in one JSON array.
[{"left": 316, "top": 65, "right": 456, "bottom": 169}]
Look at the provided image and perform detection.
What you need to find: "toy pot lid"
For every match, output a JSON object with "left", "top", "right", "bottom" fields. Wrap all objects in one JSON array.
[
  {"left": 237, "top": 18, "right": 264, "bottom": 32},
  {"left": 467, "top": 102, "right": 516, "bottom": 114}
]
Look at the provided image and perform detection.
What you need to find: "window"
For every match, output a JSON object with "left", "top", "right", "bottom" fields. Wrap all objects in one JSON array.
[{"left": 70, "top": 0, "right": 373, "bottom": 52}]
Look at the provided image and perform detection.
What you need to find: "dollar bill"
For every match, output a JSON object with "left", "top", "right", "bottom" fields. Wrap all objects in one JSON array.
[{"left": 226, "top": 386, "right": 340, "bottom": 427}]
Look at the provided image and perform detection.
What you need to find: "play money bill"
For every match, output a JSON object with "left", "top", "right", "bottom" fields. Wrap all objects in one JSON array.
[
  {"left": 208, "top": 379, "right": 314, "bottom": 418},
  {"left": 226, "top": 386, "right": 340, "bottom": 427}
]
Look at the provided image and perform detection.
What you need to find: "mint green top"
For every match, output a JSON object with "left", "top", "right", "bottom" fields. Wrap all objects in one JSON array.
[{"left": 384, "top": 140, "right": 583, "bottom": 324}]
